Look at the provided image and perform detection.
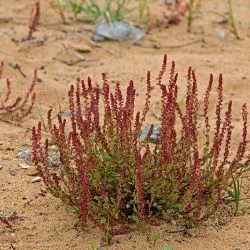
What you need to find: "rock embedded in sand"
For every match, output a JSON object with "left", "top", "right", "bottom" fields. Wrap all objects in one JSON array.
[
  {"left": 171, "top": 219, "right": 177, "bottom": 226},
  {"left": 9, "top": 169, "right": 18, "bottom": 176},
  {"left": 18, "top": 161, "right": 30, "bottom": 169},
  {"left": 69, "top": 43, "right": 92, "bottom": 53},
  {"left": 31, "top": 176, "right": 42, "bottom": 183},
  {"left": 17, "top": 149, "right": 31, "bottom": 162},
  {"left": 214, "top": 28, "right": 226, "bottom": 39},
  {"left": 92, "top": 22, "right": 145, "bottom": 44},
  {"left": 25, "top": 166, "right": 39, "bottom": 176}
]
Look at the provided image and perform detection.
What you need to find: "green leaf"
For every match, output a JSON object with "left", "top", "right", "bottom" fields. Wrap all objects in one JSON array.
[
  {"left": 67, "top": 206, "right": 78, "bottom": 215},
  {"left": 102, "top": 153, "right": 111, "bottom": 162},
  {"left": 110, "top": 196, "right": 116, "bottom": 204},
  {"left": 100, "top": 217, "right": 107, "bottom": 224},
  {"left": 128, "top": 215, "right": 138, "bottom": 222}
]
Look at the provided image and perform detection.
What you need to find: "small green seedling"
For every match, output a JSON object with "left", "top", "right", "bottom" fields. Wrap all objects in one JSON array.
[
  {"left": 66, "top": 0, "right": 85, "bottom": 19},
  {"left": 65, "top": 0, "right": 131, "bottom": 23},
  {"left": 138, "top": 0, "right": 150, "bottom": 22},
  {"left": 187, "top": 0, "right": 202, "bottom": 32},
  {"left": 227, "top": 175, "right": 242, "bottom": 215}
]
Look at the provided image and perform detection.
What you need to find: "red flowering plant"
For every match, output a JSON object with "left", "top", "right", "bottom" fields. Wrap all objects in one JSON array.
[
  {"left": 0, "top": 62, "right": 36, "bottom": 121},
  {"left": 32, "top": 55, "right": 249, "bottom": 237}
]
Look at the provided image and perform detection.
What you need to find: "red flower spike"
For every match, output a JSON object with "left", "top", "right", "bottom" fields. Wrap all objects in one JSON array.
[{"left": 0, "top": 62, "right": 37, "bottom": 120}]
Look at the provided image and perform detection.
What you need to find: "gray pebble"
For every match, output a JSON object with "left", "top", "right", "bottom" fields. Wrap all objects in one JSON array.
[
  {"left": 61, "top": 110, "right": 84, "bottom": 117},
  {"left": 48, "top": 151, "right": 62, "bottom": 168},
  {"left": 9, "top": 169, "right": 18, "bottom": 176},
  {"left": 149, "top": 134, "right": 160, "bottom": 144},
  {"left": 214, "top": 28, "right": 226, "bottom": 39},
  {"left": 17, "top": 150, "right": 31, "bottom": 162},
  {"left": 92, "top": 22, "right": 145, "bottom": 44},
  {"left": 165, "top": 0, "right": 175, "bottom": 4},
  {"left": 18, "top": 161, "right": 30, "bottom": 169}
]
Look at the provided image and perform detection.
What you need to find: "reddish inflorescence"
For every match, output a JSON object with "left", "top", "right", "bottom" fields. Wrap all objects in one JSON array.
[
  {"left": 23, "top": 1, "right": 40, "bottom": 41},
  {"left": 0, "top": 62, "right": 37, "bottom": 121}
]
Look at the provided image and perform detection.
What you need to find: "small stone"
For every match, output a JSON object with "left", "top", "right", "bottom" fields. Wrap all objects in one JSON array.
[
  {"left": 214, "top": 28, "right": 226, "bottom": 39},
  {"left": 218, "top": 218, "right": 227, "bottom": 226},
  {"left": 32, "top": 176, "right": 42, "bottom": 183},
  {"left": 50, "top": 145, "right": 57, "bottom": 151},
  {"left": 92, "top": 22, "right": 145, "bottom": 44},
  {"left": 69, "top": 43, "right": 92, "bottom": 53},
  {"left": 153, "top": 124, "right": 161, "bottom": 132},
  {"left": 48, "top": 151, "right": 61, "bottom": 168},
  {"left": 177, "top": 214, "right": 184, "bottom": 219},
  {"left": 149, "top": 134, "right": 160, "bottom": 144},
  {"left": 165, "top": 0, "right": 175, "bottom": 4},
  {"left": 140, "top": 124, "right": 161, "bottom": 144},
  {"left": 17, "top": 150, "right": 31, "bottom": 162},
  {"left": 170, "top": 219, "right": 177, "bottom": 225},
  {"left": 183, "top": 228, "right": 193, "bottom": 237},
  {"left": 140, "top": 127, "right": 150, "bottom": 140},
  {"left": 61, "top": 110, "right": 71, "bottom": 117},
  {"left": 0, "top": 165, "right": 3, "bottom": 170},
  {"left": 19, "top": 161, "right": 30, "bottom": 169},
  {"left": 25, "top": 166, "right": 39, "bottom": 176},
  {"left": 9, "top": 169, "right": 17, "bottom": 176}
]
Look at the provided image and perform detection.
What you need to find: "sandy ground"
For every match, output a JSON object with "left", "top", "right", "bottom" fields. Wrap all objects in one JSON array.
[{"left": 0, "top": 0, "right": 250, "bottom": 249}]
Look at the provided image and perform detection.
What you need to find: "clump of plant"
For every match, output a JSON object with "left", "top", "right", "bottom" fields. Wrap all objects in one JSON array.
[
  {"left": 138, "top": 0, "right": 150, "bottom": 22},
  {"left": 65, "top": 0, "right": 131, "bottom": 22},
  {"left": 32, "top": 55, "right": 249, "bottom": 240},
  {"left": 164, "top": 0, "right": 241, "bottom": 39},
  {"left": 164, "top": 0, "right": 202, "bottom": 30},
  {"left": 226, "top": 174, "right": 250, "bottom": 215},
  {"left": 0, "top": 62, "right": 37, "bottom": 121},
  {"left": 50, "top": 0, "right": 151, "bottom": 24},
  {"left": 186, "top": 0, "right": 201, "bottom": 32}
]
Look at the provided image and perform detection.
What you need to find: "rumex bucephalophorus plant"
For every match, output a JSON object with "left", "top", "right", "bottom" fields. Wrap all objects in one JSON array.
[{"left": 32, "top": 55, "right": 249, "bottom": 238}]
